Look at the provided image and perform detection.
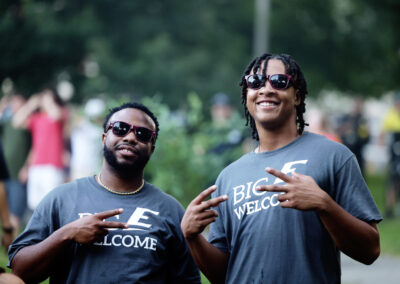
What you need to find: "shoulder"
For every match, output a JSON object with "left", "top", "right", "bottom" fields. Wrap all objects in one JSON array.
[
  {"left": 38, "top": 177, "right": 94, "bottom": 207},
  {"left": 216, "top": 151, "right": 254, "bottom": 180},
  {"left": 144, "top": 182, "right": 185, "bottom": 211},
  {"left": 301, "top": 131, "right": 352, "bottom": 154}
]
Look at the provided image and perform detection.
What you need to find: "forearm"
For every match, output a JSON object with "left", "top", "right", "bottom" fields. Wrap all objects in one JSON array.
[
  {"left": 318, "top": 195, "right": 380, "bottom": 264},
  {"left": 0, "top": 182, "right": 11, "bottom": 228},
  {"left": 185, "top": 234, "right": 229, "bottom": 283},
  {"left": 11, "top": 226, "right": 74, "bottom": 282},
  {"left": 12, "top": 98, "right": 39, "bottom": 128}
]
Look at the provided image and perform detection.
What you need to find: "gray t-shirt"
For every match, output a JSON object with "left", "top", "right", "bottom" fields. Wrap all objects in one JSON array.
[
  {"left": 208, "top": 132, "right": 382, "bottom": 284},
  {"left": 9, "top": 177, "right": 200, "bottom": 284}
]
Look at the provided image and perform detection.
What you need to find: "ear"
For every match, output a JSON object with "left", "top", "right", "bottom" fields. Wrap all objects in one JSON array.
[
  {"left": 102, "top": 133, "right": 107, "bottom": 145},
  {"left": 150, "top": 144, "right": 155, "bottom": 154},
  {"left": 294, "top": 89, "right": 301, "bottom": 106}
]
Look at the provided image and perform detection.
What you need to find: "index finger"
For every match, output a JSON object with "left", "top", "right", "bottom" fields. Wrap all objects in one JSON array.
[
  {"left": 95, "top": 208, "right": 124, "bottom": 220},
  {"left": 191, "top": 185, "right": 218, "bottom": 205},
  {"left": 265, "top": 167, "right": 292, "bottom": 183},
  {"left": 200, "top": 195, "right": 228, "bottom": 210}
]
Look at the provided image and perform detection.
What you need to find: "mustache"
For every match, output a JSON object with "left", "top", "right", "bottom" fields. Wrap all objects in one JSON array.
[{"left": 114, "top": 142, "right": 138, "bottom": 151}]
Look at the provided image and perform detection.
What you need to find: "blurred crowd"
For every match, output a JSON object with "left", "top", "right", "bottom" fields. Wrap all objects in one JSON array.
[
  {"left": 0, "top": 88, "right": 105, "bottom": 253},
  {"left": 1, "top": 88, "right": 400, "bottom": 255},
  {"left": 307, "top": 94, "right": 400, "bottom": 218}
]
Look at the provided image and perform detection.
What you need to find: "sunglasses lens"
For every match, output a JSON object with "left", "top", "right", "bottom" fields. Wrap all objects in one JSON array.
[
  {"left": 270, "top": 74, "right": 289, "bottom": 90},
  {"left": 112, "top": 121, "right": 130, "bottom": 136},
  {"left": 247, "top": 74, "right": 264, "bottom": 89},
  {"left": 135, "top": 127, "right": 153, "bottom": 143},
  {"left": 111, "top": 121, "right": 153, "bottom": 143}
]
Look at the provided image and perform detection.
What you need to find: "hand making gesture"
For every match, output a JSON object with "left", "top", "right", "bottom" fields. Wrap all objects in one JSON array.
[
  {"left": 256, "top": 167, "right": 330, "bottom": 212},
  {"left": 64, "top": 208, "right": 128, "bottom": 244},
  {"left": 181, "top": 185, "right": 228, "bottom": 240}
]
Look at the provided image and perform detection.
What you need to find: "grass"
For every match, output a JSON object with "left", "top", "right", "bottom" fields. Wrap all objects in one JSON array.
[
  {"left": 0, "top": 173, "right": 398, "bottom": 283},
  {"left": 365, "top": 173, "right": 400, "bottom": 255}
]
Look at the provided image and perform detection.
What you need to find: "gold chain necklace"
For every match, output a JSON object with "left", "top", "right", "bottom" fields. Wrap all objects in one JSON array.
[{"left": 96, "top": 173, "right": 144, "bottom": 195}]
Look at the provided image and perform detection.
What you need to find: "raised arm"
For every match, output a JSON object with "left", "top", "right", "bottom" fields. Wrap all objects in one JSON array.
[
  {"left": 181, "top": 186, "right": 230, "bottom": 283},
  {"left": 11, "top": 209, "right": 128, "bottom": 283},
  {"left": 258, "top": 168, "right": 380, "bottom": 265},
  {"left": 12, "top": 95, "right": 41, "bottom": 128}
]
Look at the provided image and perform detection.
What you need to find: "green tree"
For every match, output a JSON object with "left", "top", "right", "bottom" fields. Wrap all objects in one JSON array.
[{"left": 0, "top": 1, "right": 398, "bottom": 105}]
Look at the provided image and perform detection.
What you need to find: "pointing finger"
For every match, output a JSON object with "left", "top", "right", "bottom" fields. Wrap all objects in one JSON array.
[
  {"left": 95, "top": 208, "right": 124, "bottom": 220},
  {"left": 191, "top": 185, "right": 218, "bottom": 205},
  {"left": 265, "top": 167, "right": 292, "bottom": 183},
  {"left": 199, "top": 195, "right": 228, "bottom": 210},
  {"left": 256, "top": 184, "right": 288, "bottom": 193}
]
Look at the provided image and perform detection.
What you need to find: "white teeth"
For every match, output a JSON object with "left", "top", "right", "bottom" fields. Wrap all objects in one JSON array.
[
  {"left": 120, "top": 149, "right": 133, "bottom": 153},
  {"left": 259, "top": 102, "right": 276, "bottom": 106}
]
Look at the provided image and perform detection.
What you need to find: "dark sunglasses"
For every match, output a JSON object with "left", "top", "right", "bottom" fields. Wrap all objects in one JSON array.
[
  {"left": 245, "top": 74, "right": 294, "bottom": 90},
  {"left": 106, "top": 121, "right": 155, "bottom": 143}
]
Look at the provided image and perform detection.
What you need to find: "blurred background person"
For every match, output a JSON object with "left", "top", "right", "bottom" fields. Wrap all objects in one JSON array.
[
  {"left": 0, "top": 141, "right": 14, "bottom": 252},
  {"left": 205, "top": 93, "right": 247, "bottom": 186},
  {"left": 209, "top": 92, "right": 245, "bottom": 155},
  {"left": 307, "top": 108, "right": 342, "bottom": 143},
  {"left": 0, "top": 95, "right": 31, "bottom": 234},
  {"left": 12, "top": 87, "right": 68, "bottom": 211},
  {"left": 338, "top": 98, "right": 370, "bottom": 176},
  {"left": 0, "top": 267, "right": 24, "bottom": 284},
  {"left": 69, "top": 98, "right": 105, "bottom": 180},
  {"left": 380, "top": 92, "right": 400, "bottom": 218}
]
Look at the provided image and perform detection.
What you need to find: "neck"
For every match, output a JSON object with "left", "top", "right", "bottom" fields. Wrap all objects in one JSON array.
[
  {"left": 256, "top": 124, "right": 300, "bottom": 152},
  {"left": 99, "top": 164, "right": 144, "bottom": 193}
]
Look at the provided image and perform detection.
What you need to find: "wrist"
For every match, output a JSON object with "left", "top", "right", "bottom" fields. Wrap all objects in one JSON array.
[
  {"left": 184, "top": 232, "right": 202, "bottom": 242},
  {"left": 316, "top": 191, "right": 333, "bottom": 214},
  {"left": 56, "top": 224, "right": 77, "bottom": 243}
]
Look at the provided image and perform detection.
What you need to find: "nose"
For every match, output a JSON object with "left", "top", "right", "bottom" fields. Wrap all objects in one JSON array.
[
  {"left": 122, "top": 130, "right": 138, "bottom": 143},
  {"left": 258, "top": 79, "right": 275, "bottom": 95}
]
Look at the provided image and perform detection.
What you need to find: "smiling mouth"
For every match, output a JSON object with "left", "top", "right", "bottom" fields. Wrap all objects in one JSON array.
[
  {"left": 116, "top": 145, "right": 138, "bottom": 156},
  {"left": 257, "top": 101, "right": 280, "bottom": 108},
  {"left": 119, "top": 148, "right": 135, "bottom": 154}
]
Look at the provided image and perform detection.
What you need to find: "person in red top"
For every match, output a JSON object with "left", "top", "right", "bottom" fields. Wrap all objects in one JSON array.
[{"left": 13, "top": 87, "right": 68, "bottom": 210}]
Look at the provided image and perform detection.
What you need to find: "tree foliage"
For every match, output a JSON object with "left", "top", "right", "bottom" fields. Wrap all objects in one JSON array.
[
  {"left": 0, "top": 0, "right": 399, "bottom": 107},
  {"left": 141, "top": 93, "right": 246, "bottom": 206}
]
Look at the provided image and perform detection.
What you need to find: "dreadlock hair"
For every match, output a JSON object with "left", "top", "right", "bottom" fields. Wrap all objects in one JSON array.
[
  {"left": 239, "top": 53, "right": 308, "bottom": 141},
  {"left": 103, "top": 102, "right": 160, "bottom": 145}
]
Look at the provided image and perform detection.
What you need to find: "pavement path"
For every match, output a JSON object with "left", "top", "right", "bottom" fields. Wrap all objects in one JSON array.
[{"left": 341, "top": 253, "right": 400, "bottom": 284}]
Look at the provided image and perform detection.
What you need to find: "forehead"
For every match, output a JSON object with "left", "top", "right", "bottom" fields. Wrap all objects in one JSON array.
[
  {"left": 110, "top": 108, "right": 155, "bottom": 130},
  {"left": 253, "top": 59, "right": 286, "bottom": 75}
]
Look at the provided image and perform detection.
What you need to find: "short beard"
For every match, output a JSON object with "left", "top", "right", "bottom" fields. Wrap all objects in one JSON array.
[{"left": 103, "top": 144, "right": 150, "bottom": 178}]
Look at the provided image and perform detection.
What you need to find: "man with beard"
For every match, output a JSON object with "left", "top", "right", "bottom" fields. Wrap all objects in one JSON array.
[{"left": 8, "top": 102, "right": 201, "bottom": 284}]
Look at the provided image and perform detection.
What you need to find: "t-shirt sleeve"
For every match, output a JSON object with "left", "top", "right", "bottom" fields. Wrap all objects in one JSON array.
[
  {"left": 8, "top": 198, "right": 52, "bottom": 267},
  {"left": 334, "top": 155, "right": 382, "bottom": 223}
]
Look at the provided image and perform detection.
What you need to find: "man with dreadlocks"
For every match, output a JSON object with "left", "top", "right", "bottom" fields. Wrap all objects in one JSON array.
[{"left": 181, "top": 53, "right": 382, "bottom": 283}]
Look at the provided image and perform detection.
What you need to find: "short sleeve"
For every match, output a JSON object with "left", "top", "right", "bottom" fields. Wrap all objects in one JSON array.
[{"left": 334, "top": 156, "right": 382, "bottom": 223}]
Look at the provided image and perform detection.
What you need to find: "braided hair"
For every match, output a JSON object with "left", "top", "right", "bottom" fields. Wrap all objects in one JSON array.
[{"left": 239, "top": 53, "right": 308, "bottom": 140}]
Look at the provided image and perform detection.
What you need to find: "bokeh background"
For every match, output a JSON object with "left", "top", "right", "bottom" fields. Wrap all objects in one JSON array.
[{"left": 1, "top": 1, "right": 400, "bottom": 283}]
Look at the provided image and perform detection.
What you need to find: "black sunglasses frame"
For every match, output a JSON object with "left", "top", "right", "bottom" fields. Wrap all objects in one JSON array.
[
  {"left": 106, "top": 121, "right": 155, "bottom": 143},
  {"left": 245, "top": 74, "right": 294, "bottom": 91}
]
